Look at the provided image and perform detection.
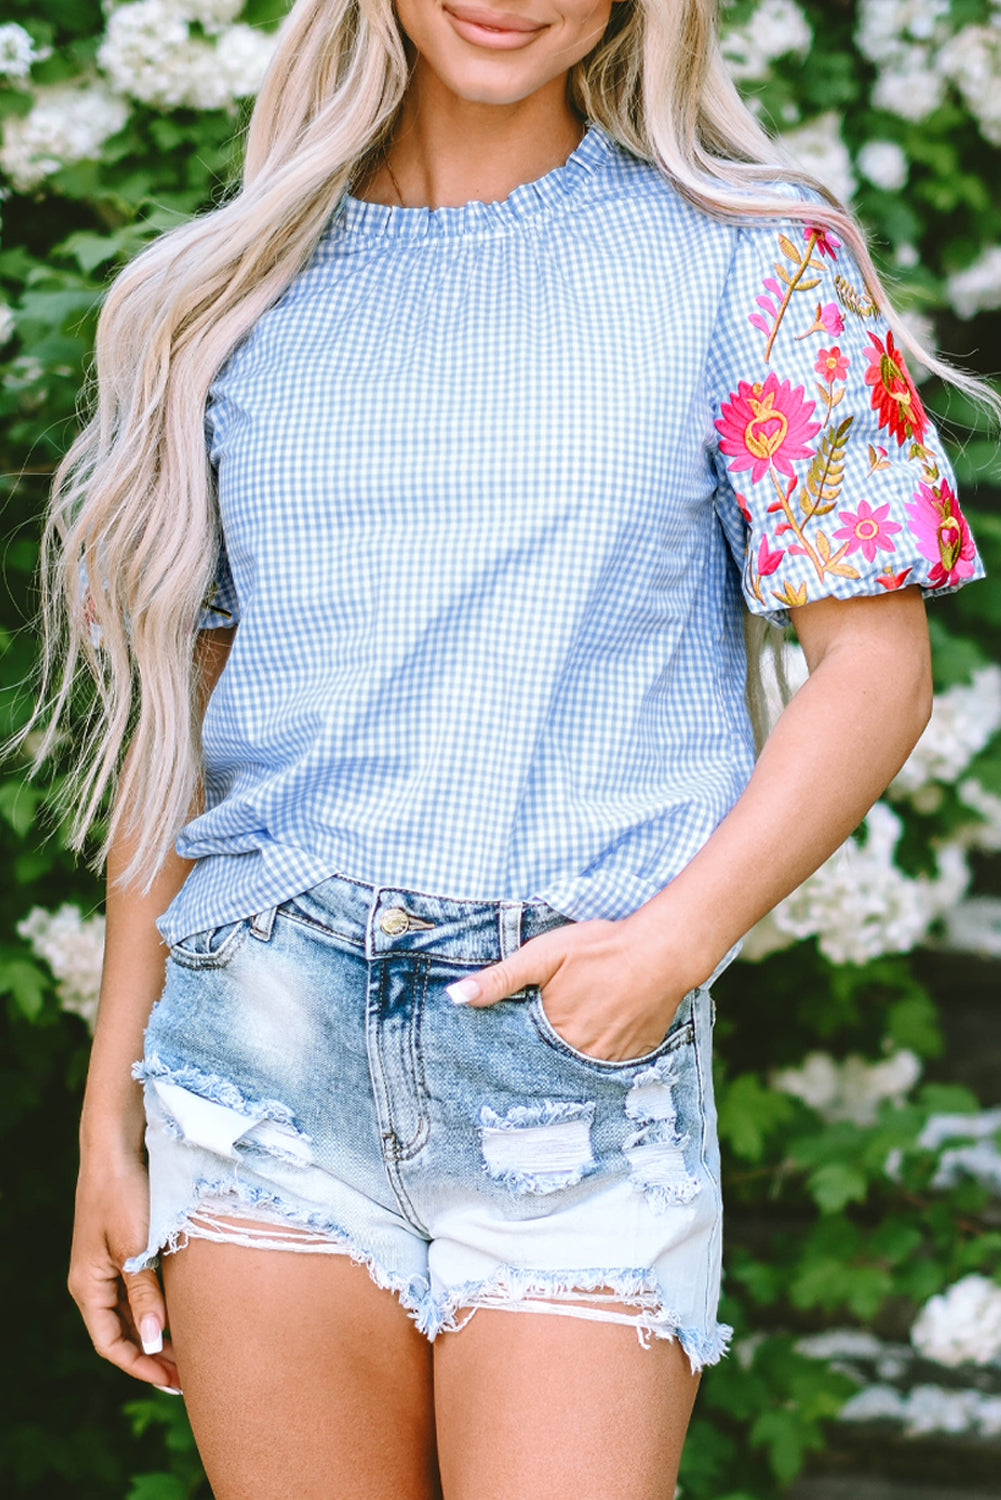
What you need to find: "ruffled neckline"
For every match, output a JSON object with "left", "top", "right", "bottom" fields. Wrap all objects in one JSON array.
[{"left": 333, "top": 121, "right": 617, "bottom": 239}]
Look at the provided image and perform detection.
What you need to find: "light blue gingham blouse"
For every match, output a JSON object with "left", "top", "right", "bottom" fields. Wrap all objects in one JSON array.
[{"left": 157, "top": 121, "right": 984, "bottom": 948}]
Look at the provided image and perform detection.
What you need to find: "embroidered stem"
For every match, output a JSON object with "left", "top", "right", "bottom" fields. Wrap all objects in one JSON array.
[{"left": 764, "top": 230, "right": 822, "bottom": 363}]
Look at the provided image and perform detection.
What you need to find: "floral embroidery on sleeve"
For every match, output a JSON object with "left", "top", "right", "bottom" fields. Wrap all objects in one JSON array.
[{"left": 713, "top": 209, "right": 982, "bottom": 617}]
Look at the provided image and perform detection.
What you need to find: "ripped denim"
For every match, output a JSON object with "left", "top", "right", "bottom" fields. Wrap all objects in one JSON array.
[{"left": 125, "top": 870, "right": 732, "bottom": 1372}]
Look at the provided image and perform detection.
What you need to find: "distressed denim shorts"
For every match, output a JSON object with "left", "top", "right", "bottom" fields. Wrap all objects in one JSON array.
[{"left": 125, "top": 871, "right": 732, "bottom": 1370}]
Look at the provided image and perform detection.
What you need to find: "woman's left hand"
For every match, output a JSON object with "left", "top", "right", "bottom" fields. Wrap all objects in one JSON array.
[{"left": 444, "top": 915, "right": 700, "bottom": 1063}]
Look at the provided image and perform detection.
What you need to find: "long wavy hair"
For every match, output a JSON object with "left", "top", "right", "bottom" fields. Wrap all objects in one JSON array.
[{"left": 18, "top": 0, "right": 1001, "bottom": 892}]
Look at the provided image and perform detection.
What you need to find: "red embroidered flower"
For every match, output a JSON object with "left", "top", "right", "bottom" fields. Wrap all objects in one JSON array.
[
  {"left": 832, "top": 499, "right": 902, "bottom": 561},
  {"left": 757, "top": 534, "right": 785, "bottom": 576},
  {"left": 715, "top": 372, "right": 821, "bottom": 484},
  {"left": 863, "top": 327, "right": 927, "bottom": 446},
  {"left": 904, "top": 478, "right": 976, "bottom": 588},
  {"left": 876, "top": 567, "right": 912, "bottom": 591},
  {"left": 806, "top": 224, "right": 841, "bottom": 260},
  {"left": 815, "top": 345, "right": 849, "bottom": 384}
]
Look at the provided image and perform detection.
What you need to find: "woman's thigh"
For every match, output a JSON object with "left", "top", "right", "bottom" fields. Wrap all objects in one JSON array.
[
  {"left": 161, "top": 1234, "right": 441, "bottom": 1500},
  {"left": 433, "top": 1306, "right": 700, "bottom": 1500}
]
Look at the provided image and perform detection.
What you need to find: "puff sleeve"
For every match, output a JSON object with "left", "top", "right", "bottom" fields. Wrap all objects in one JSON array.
[
  {"left": 195, "top": 532, "right": 240, "bottom": 630},
  {"left": 707, "top": 184, "right": 985, "bottom": 627}
]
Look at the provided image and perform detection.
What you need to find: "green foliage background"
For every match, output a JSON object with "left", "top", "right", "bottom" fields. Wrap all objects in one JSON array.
[{"left": 1, "top": 1, "right": 1000, "bottom": 1495}]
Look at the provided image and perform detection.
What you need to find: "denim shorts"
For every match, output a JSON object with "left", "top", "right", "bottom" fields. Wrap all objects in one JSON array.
[{"left": 125, "top": 871, "right": 732, "bottom": 1371}]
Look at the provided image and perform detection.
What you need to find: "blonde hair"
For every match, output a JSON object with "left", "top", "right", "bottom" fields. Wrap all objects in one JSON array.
[{"left": 17, "top": 0, "right": 1001, "bottom": 891}]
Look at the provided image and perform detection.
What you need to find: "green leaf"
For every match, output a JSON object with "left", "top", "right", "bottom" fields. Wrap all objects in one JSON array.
[
  {"left": 807, "top": 1162, "right": 868, "bottom": 1213},
  {"left": 0, "top": 778, "right": 43, "bottom": 837},
  {"left": 125, "top": 1475, "right": 188, "bottom": 1500},
  {"left": 717, "top": 1072, "right": 796, "bottom": 1163},
  {"left": 0, "top": 958, "right": 48, "bottom": 1020},
  {"left": 749, "top": 1408, "right": 813, "bottom": 1484},
  {"left": 885, "top": 993, "right": 943, "bottom": 1058}
]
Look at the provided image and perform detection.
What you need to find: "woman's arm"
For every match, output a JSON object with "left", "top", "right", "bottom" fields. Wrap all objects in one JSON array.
[
  {"left": 68, "top": 625, "right": 235, "bottom": 1385},
  {"left": 448, "top": 588, "right": 933, "bottom": 1061}
]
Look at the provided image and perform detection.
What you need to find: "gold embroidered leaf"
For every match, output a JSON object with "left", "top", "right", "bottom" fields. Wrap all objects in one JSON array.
[
  {"left": 774, "top": 262, "right": 793, "bottom": 286},
  {"left": 816, "top": 531, "right": 832, "bottom": 562},
  {"left": 778, "top": 233, "right": 803, "bottom": 262},
  {"left": 826, "top": 562, "right": 861, "bottom": 579},
  {"left": 800, "top": 415, "right": 854, "bottom": 518},
  {"left": 772, "top": 579, "right": 809, "bottom": 608},
  {"left": 797, "top": 276, "right": 822, "bottom": 291}
]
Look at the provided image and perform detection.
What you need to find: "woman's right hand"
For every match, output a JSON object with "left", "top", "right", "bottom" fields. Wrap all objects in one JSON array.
[{"left": 68, "top": 1148, "right": 181, "bottom": 1390}]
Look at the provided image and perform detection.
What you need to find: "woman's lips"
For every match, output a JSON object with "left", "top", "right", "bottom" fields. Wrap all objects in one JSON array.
[{"left": 444, "top": 5, "right": 547, "bottom": 49}]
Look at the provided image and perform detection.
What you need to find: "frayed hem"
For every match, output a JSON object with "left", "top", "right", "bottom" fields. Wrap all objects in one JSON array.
[
  {"left": 135, "top": 1054, "right": 304, "bottom": 1133},
  {"left": 424, "top": 1263, "right": 733, "bottom": 1371},
  {"left": 121, "top": 1178, "right": 431, "bottom": 1326}
]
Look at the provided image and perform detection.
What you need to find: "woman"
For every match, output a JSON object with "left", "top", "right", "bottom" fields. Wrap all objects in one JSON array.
[{"left": 23, "top": 0, "right": 992, "bottom": 1494}]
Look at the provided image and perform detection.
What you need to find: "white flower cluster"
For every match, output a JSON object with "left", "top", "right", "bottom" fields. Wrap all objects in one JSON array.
[
  {"left": 855, "top": 138, "right": 909, "bottom": 193},
  {"left": 720, "top": 0, "right": 812, "bottom": 82},
  {"left": 98, "top": 0, "right": 276, "bottom": 112},
  {"left": 777, "top": 110, "right": 857, "bottom": 205},
  {"left": 856, "top": 0, "right": 1001, "bottom": 146},
  {"left": 856, "top": 0, "right": 951, "bottom": 122},
  {"left": 0, "top": 82, "right": 129, "bottom": 192},
  {"left": 918, "top": 1105, "right": 1001, "bottom": 1195},
  {"left": 0, "top": 22, "right": 39, "bottom": 78},
  {"left": 956, "top": 782, "right": 1001, "bottom": 854},
  {"left": 939, "top": 23, "right": 1001, "bottom": 148},
  {"left": 771, "top": 1046, "right": 922, "bottom": 1125},
  {"left": 744, "top": 801, "right": 969, "bottom": 966},
  {"left": 890, "top": 665, "right": 1001, "bottom": 802},
  {"left": 17, "top": 903, "right": 106, "bottom": 1031},
  {"left": 743, "top": 655, "right": 1001, "bottom": 964},
  {"left": 910, "top": 1275, "right": 1001, "bottom": 1368},
  {"left": 945, "top": 245, "right": 1001, "bottom": 321},
  {"left": 840, "top": 1381, "right": 1001, "bottom": 1437},
  {"left": 0, "top": 301, "right": 14, "bottom": 345}
]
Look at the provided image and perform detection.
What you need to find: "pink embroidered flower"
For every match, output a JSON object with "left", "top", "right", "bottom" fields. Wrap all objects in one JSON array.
[
  {"left": 757, "top": 534, "right": 785, "bottom": 576},
  {"left": 806, "top": 224, "right": 841, "bottom": 260},
  {"left": 863, "top": 327, "right": 927, "bottom": 446},
  {"left": 819, "top": 303, "right": 844, "bottom": 335},
  {"left": 905, "top": 478, "right": 976, "bottom": 588},
  {"left": 815, "top": 345, "right": 849, "bottom": 384},
  {"left": 715, "top": 372, "right": 821, "bottom": 484},
  {"left": 832, "top": 499, "right": 902, "bottom": 561}
]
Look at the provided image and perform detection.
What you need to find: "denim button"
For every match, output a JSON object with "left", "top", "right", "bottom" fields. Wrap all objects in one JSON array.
[{"left": 380, "top": 907, "right": 410, "bottom": 936}]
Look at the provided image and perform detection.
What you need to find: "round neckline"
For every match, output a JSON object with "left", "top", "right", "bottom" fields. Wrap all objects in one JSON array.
[{"left": 334, "top": 121, "right": 616, "bottom": 239}]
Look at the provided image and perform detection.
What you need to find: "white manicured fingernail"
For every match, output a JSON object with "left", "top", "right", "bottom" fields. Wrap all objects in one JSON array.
[
  {"left": 446, "top": 979, "right": 481, "bottom": 1005},
  {"left": 140, "top": 1317, "right": 163, "bottom": 1355},
  {"left": 155, "top": 1385, "right": 183, "bottom": 1396}
]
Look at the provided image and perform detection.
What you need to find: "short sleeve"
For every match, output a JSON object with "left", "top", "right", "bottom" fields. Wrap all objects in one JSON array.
[
  {"left": 707, "top": 185, "right": 985, "bottom": 627},
  {"left": 196, "top": 532, "right": 240, "bottom": 630}
]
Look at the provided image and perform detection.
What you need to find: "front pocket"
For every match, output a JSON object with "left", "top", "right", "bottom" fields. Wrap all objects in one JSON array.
[
  {"left": 167, "top": 917, "right": 249, "bottom": 970},
  {"left": 527, "top": 987, "right": 698, "bottom": 1072}
]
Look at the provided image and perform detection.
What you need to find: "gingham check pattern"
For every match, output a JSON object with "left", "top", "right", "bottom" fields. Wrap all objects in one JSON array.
[{"left": 160, "top": 122, "right": 982, "bottom": 947}]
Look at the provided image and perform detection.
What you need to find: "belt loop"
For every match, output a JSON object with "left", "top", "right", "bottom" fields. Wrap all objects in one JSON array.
[
  {"left": 498, "top": 902, "right": 523, "bottom": 961},
  {"left": 250, "top": 906, "right": 277, "bottom": 941}
]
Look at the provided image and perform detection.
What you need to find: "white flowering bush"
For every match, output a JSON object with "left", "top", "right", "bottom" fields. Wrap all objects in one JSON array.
[
  {"left": 910, "top": 1274, "right": 1001, "bottom": 1367},
  {"left": 1, "top": 2, "right": 1000, "bottom": 1496},
  {"left": 16, "top": 903, "right": 105, "bottom": 1030}
]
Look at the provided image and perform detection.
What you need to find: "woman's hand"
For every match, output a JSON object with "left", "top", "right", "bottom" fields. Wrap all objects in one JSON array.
[
  {"left": 444, "top": 914, "right": 700, "bottom": 1062},
  {"left": 68, "top": 1148, "right": 181, "bottom": 1391}
]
